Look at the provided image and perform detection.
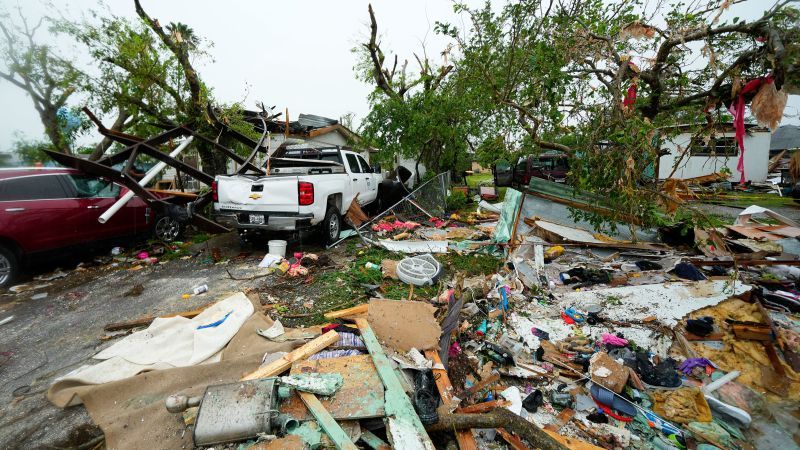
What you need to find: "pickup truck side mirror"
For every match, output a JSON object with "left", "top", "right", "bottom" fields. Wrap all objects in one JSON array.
[{"left": 372, "top": 164, "right": 381, "bottom": 174}]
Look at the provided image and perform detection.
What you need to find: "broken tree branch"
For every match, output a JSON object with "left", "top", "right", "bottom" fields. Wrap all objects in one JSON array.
[{"left": 427, "top": 409, "right": 569, "bottom": 450}]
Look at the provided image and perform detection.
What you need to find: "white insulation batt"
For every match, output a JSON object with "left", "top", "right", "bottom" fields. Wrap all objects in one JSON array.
[{"left": 557, "top": 280, "right": 750, "bottom": 327}]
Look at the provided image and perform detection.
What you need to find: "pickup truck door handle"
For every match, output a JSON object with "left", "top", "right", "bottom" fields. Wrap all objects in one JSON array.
[
  {"left": 87, "top": 205, "right": 101, "bottom": 209},
  {"left": 352, "top": 178, "right": 358, "bottom": 181},
  {"left": 4, "top": 208, "right": 25, "bottom": 212}
]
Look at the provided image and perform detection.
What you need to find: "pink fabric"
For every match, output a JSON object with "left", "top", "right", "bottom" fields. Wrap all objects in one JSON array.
[
  {"left": 601, "top": 333, "right": 628, "bottom": 347},
  {"left": 729, "top": 75, "right": 773, "bottom": 184},
  {"left": 623, "top": 82, "right": 637, "bottom": 107}
]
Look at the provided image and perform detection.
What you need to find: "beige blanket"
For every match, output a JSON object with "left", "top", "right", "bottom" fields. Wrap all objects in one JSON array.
[{"left": 47, "top": 297, "right": 318, "bottom": 449}]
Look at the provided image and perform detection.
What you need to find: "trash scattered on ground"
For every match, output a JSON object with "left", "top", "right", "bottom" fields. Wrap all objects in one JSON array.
[{"left": 13, "top": 168, "right": 799, "bottom": 450}]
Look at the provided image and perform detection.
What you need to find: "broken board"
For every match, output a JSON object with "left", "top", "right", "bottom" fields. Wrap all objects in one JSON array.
[
  {"left": 280, "top": 355, "right": 385, "bottom": 420},
  {"left": 368, "top": 300, "right": 440, "bottom": 352}
]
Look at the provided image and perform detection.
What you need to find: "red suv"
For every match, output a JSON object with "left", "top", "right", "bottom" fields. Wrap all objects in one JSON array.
[{"left": 0, "top": 168, "right": 175, "bottom": 287}]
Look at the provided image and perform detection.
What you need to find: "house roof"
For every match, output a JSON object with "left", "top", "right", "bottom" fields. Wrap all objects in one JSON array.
[
  {"left": 242, "top": 110, "right": 362, "bottom": 143},
  {"left": 770, "top": 125, "right": 800, "bottom": 151}
]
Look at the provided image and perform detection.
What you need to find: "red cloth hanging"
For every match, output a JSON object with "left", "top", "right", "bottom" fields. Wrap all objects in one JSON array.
[
  {"left": 623, "top": 82, "right": 638, "bottom": 107},
  {"left": 728, "top": 75, "right": 773, "bottom": 184}
]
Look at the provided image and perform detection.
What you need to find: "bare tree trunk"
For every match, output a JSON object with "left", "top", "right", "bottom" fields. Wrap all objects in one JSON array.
[
  {"left": 427, "top": 409, "right": 569, "bottom": 450},
  {"left": 89, "top": 108, "right": 131, "bottom": 161}
]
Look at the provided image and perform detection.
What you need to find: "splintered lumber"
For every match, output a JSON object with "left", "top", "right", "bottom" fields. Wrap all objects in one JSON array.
[
  {"left": 242, "top": 330, "right": 339, "bottom": 380},
  {"left": 426, "top": 349, "right": 479, "bottom": 450},
  {"left": 345, "top": 193, "right": 369, "bottom": 227},
  {"left": 355, "top": 318, "right": 435, "bottom": 450},
  {"left": 104, "top": 304, "right": 212, "bottom": 332},
  {"left": 455, "top": 400, "right": 511, "bottom": 414},
  {"left": 299, "top": 392, "right": 358, "bottom": 450},
  {"left": 324, "top": 304, "right": 370, "bottom": 320},
  {"left": 688, "top": 258, "right": 800, "bottom": 267},
  {"left": 497, "top": 428, "right": 531, "bottom": 450},
  {"left": 466, "top": 373, "right": 500, "bottom": 396},
  {"left": 426, "top": 409, "right": 568, "bottom": 450}
]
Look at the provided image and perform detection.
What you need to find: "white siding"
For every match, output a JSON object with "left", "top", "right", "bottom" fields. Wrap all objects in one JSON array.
[{"left": 658, "top": 130, "right": 771, "bottom": 182}]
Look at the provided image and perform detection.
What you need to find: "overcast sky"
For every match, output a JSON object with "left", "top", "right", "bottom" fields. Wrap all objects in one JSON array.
[{"left": 0, "top": 0, "right": 796, "bottom": 152}]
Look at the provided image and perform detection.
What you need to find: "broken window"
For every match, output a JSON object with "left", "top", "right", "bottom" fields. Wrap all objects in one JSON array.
[
  {"left": 64, "top": 175, "right": 120, "bottom": 198},
  {"left": 689, "top": 136, "right": 738, "bottom": 157}
]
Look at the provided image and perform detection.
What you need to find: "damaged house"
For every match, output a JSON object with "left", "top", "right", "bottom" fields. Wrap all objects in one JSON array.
[{"left": 657, "top": 123, "right": 771, "bottom": 183}]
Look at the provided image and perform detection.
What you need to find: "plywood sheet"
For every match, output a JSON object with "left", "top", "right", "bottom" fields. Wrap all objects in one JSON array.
[
  {"left": 726, "top": 225, "right": 782, "bottom": 241},
  {"left": 279, "top": 355, "right": 385, "bottom": 420},
  {"left": 757, "top": 225, "right": 800, "bottom": 238},
  {"left": 368, "top": 300, "right": 440, "bottom": 352}
]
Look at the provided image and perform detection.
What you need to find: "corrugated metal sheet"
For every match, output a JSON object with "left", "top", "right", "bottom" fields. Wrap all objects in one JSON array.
[{"left": 297, "top": 113, "right": 338, "bottom": 129}]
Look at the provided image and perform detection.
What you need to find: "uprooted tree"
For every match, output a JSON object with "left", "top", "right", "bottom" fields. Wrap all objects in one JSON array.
[
  {"left": 360, "top": 0, "right": 798, "bottom": 234},
  {"left": 1, "top": 1, "right": 258, "bottom": 172}
]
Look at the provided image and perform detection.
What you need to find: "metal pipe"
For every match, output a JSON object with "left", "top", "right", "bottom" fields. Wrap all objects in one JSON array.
[{"left": 99, "top": 136, "right": 194, "bottom": 224}]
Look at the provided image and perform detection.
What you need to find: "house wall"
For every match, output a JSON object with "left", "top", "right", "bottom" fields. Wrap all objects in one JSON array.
[{"left": 658, "top": 131, "right": 771, "bottom": 182}]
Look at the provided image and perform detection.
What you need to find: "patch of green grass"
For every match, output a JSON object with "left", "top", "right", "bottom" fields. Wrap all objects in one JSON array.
[
  {"left": 466, "top": 173, "right": 493, "bottom": 188},
  {"left": 440, "top": 252, "right": 502, "bottom": 276}
]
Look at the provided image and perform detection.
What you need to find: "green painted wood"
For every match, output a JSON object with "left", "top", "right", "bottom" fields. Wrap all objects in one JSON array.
[
  {"left": 359, "top": 429, "right": 390, "bottom": 450},
  {"left": 299, "top": 392, "right": 358, "bottom": 450},
  {"left": 356, "top": 318, "right": 435, "bottom": 450}
]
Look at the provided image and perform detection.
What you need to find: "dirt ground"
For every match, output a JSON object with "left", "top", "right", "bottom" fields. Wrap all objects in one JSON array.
[{"left": 0, "top": 231, "right": 350, "bottom": 449}]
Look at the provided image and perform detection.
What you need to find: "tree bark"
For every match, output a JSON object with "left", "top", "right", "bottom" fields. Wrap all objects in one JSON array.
[
  {"left": 88, "top": 108, "right": 131, "bottom": 161},
  {"left": 427, "top": 409, "right": 569, "bottom": 450}
]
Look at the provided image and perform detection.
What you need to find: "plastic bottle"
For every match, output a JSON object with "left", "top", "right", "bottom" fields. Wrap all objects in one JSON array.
[
  {"left": 192, "top": 284, "right": 208, "bottom": 295},
  {"left": 365, "top": 262, "right": 381, "bottom": 270}
]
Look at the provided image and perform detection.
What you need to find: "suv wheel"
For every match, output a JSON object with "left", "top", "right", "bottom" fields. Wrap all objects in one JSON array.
[
  {"left": 154, "top": 215, "right": 183, "bottom": 242},
  {"left": 0, "top": 245, "right": 18, "bottom": 288},
  {"left": 322, "top": 206, "right": 341, "bottom": 245}
]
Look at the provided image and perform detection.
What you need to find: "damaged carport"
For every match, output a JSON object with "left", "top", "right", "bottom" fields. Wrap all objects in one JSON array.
[{"left": 44, "top": 106, "right": 277, "bottom": 236}]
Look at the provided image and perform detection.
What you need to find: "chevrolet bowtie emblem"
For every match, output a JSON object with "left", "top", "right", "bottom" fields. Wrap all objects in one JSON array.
[{"left": 249, "top": 193, "right": 262, "bottom": 199}]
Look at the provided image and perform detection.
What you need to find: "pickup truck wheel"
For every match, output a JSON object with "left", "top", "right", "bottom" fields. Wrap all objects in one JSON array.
[
  {"left": 154, "top": 215, "right": 183, "bottom": 242},
  {"left": 0, "top": 245, "right": 18, "bottom": 289},
  {"left": 322, "top": 206, "right": 341, "bottom": 245}
]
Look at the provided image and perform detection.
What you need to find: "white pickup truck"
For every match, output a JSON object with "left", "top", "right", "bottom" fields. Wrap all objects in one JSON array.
[{"left": 213, "top": 147, "right": 383, "bottom": 244}]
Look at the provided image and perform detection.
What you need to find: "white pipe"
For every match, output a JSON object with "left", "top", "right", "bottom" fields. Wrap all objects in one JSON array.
[
  {"left": 701, "top": 370, "right": 740, "bottom": 394},
  {"left": 99, "top": 136, "right": 194, "bottom": 224}
]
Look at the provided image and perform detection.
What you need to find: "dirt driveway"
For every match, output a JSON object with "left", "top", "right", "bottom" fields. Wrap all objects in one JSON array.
[{"left": 0, "top": 231, "right": 337, "bottom": 449}]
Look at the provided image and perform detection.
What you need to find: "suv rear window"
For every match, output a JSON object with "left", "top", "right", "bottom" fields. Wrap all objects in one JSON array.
[{"left": 0, "top": 175, "right": 69, "bottom": 201}]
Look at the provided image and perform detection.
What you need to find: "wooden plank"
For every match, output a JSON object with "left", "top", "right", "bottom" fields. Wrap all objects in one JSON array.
[
  {"left": 426, "top": 350, "right": 479, "bottom": 450},
  {"left": 299, "top": 391, "right": 358, "bottom": 450},
  {"left": 324, "top": 304, "right": 370, "bottom": 320},
  {"left": 359, "top": 430, "right": 391, "bottom": 450},
  {"left": 731, "top": 323, "right": 772, "bottom": 341},
  {"left": 466, "top": 373, "right": 500, "bottom": 396},
  {"left": 103, "top": 304, "right": 213, "bottom": 332},
  {"left": 497, "top": 428, "right": 531, "bottom": 450},
  {"left": 241, "top": 330, "right": 339, "bottom": 380},
  {"left": 356, "top": 318, "right": 435, "bottom": 450},
  {"left": 688, "top": 258, "right": 800, "bottom": 267},
  {"left": 280, "top": 355, "right": 385, "bottom": 420},
  {"left": 544, "top": 408, "right": 575, "bottom": 432},
  {"left": 455, "top": 400, "right": 511, "bottom": 414},
  {"left": 146, "top": 188, "right": 198, "bottom": 198}
]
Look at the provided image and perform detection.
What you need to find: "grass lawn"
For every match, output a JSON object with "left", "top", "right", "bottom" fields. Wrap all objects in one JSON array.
[{"left": 464, "top": 172, "right": 507, "bottom": 201}]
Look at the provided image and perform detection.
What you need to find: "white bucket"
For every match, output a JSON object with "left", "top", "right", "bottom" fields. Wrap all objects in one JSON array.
[{"left": 267, "top": 240, "right": 287, "bottom": 258}]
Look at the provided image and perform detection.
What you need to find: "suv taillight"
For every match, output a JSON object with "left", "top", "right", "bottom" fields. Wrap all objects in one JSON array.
[
  {"left": 211, "top": 181, "right": 218, "bottom": 202},
  {"left": 298, "top": 182, "right": 314, "bottom": 206}
]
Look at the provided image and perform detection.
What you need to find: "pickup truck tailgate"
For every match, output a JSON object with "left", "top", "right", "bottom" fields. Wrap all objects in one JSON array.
[{"left": 216, "top": 175, "right": 299, "bottom": 212}]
